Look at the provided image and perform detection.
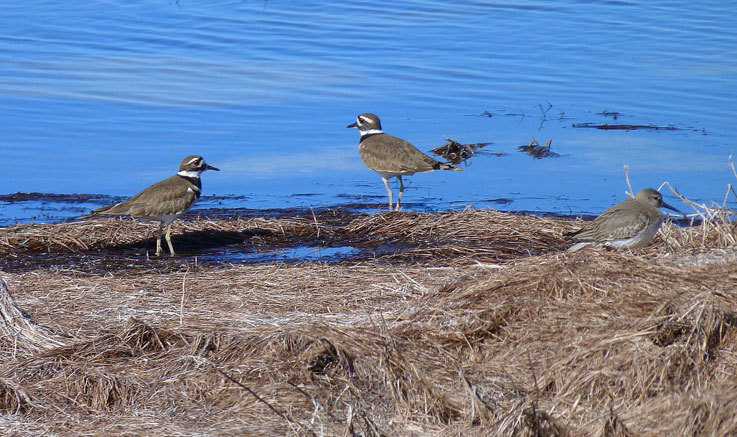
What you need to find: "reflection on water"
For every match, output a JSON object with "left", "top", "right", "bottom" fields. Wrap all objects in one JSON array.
[
  {"left": 211, "top": 245, "right": 362, "bottom": 264},
  {"left": 1, "top": 0, "right": 736, "bottom": 224}
]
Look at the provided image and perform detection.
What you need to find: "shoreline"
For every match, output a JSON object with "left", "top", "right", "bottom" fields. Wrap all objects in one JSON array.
[{"left": 0, "top": 190, "right": 698, "bottom": 228}]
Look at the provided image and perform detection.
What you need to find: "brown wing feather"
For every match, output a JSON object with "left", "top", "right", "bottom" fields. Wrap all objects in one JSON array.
[
  {"left": 89, "top": 175, "right": 198, "bottom": 218},
  {"left": 570, "top": 198, "right": 652, "bottom": 241},
  {"left": 359, "top": 133, "right": 441, "bottom": 173}
]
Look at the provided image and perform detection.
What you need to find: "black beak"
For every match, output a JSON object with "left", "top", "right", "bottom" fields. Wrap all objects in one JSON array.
[
  {"left": 206, "top": 164, "right": 220, "bottom": 171},
  {"left": 347, "top": 122, "right": 358, "bottom": 128},
  {"left": 662, "top": 201, "right": 685, "bottom": 217}
]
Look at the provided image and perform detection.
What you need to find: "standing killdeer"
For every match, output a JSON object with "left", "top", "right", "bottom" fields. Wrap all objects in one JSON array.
[
  {"left": 567, "top": 188, "right": 682, "bottom": 251},
  {"left": 347, "top": 113, "right": 462, "bottom": 211},
  {"left": 82, "top": 155, "right": 219, "bottom": 257}
]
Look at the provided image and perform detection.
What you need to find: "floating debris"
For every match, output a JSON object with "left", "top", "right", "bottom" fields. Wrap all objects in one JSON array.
[
  {"left": 518, "top": 139, "right": 560, "bottom": 159},
  {"left": 0, "top": 192, "right": 114, "bottom": 204},
  {"left": 430, "top": 138, "right": 503, "bottom": 165},
  {"left": 572, "top": 122, "right": 679, "bottom": 131},
  {"left": 597, "top": 110, "right": 622, "bottom": 120}
]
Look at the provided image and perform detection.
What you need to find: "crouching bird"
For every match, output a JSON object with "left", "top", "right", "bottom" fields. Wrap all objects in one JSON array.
[{"left": 567, "top": 188, "right": 682, "bottom": 251}]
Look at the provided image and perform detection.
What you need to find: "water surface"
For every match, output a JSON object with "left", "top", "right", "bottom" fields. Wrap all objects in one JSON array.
[{"left": 2, "top": 0, "right": 736, "bottom": 225}]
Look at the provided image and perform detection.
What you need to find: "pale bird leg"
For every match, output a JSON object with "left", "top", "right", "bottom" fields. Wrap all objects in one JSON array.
[
  {"left": 164, "top": 222, "right": 175, "bottom": 257},
  {"left": 396, "top": 175, "right": 404, "bottom": 211},
  {"left": 155, "top": 222, "right": 164, "bottom": 257},
  {"left": 381, "top": 177, "right": 393, "bottom": 211}
]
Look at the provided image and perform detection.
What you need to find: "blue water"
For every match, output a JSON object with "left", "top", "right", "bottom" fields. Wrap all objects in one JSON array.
[
  {"left": 211, "top": 245, "right": 362, "bottom": 263},
  {"left": 2, "top": 0, "right": 736, "bottom": 225}
]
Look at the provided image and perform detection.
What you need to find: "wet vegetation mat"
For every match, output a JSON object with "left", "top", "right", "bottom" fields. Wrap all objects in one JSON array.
[
  {"left": 571, "top": 122, "right": 682, "bottom": 131},
  {"left": 0, "top": 209, "right": 573, "bottom": 271},
  {"left": 1, "top": 208, "right": 737, "bottom": 435}
]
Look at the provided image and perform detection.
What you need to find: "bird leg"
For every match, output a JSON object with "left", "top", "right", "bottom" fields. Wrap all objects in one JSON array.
[
  {"left": 396, "top": 176, "right": 404, "bottom": 211},
  {"left": 381, "top": 177, "right": 393, "bottom": 211},
  {"left": 155, "top": 222, "right": 164, "bottom": 257},
  {"left": 164, "top": 222, "right": 176, "bottom": 257}
]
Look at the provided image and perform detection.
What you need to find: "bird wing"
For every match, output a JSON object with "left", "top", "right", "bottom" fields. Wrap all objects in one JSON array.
[
  {"left": 571, "top": 200, "right": 653, "bottom": 242},
  {"left": 359, "top": 134, "right": 440, "bottom": 173},
  {"left": 89, "top": 176, "right": 198, "bottom": 218}
]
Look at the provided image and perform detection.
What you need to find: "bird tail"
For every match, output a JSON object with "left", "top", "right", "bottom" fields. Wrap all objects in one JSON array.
[
  {"left": 77, "top": 211, "right": 100, "bottom": 220},
  {"left": 567, "top": 241, "right": 591, "bottom": 252},
  {"left": 438, "top": 163, "right": 462, "bottom": 171},
  {"left": 78, "top": 204, "right": 115, "bottom": 220}
]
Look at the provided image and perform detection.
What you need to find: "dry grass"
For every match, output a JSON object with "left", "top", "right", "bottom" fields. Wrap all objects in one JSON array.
[
  {"left": 1, "top": 207, "right": 736, "bottom": 435},
  {"left": 0, "top": 209, "right": 570, "bottom": 265}
]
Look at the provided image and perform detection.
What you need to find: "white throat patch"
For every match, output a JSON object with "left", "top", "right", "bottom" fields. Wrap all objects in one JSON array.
[
  {"left": 178, "top": 170, "right": 202, "bottom": 178},
  {"left": 359, "top": 129, "right": 383, "bottom": 136}
]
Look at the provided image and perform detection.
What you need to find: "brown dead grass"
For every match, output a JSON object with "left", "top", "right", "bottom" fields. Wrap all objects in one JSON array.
[{"left": 1, "top": 208, "right": 736, "bottom": 435}]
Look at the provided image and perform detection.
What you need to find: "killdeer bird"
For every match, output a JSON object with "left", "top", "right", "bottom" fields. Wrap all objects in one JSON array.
[
  {"left": 82, "top": 155, "right": 219, "bottom": 257},
  {"left": 347, "top": 113, "right": 462, "bottom": 211},
  {"left": 567, "top": 188, "right": 682, "bottom": 251}
]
